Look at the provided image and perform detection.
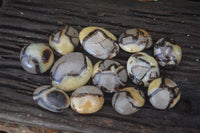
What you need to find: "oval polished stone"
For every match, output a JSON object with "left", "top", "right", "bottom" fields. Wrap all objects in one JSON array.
[
  {"left": 148, "top": 78, "right": 181, "bottom": 110},
  {"left": 154, "top": 37, "right": 182, "bottom": 68},
  {"left": 50, "top": 52, "right": 93, "bottom": 92},
  {"left": 49, "top": 26, "right": 79, "bottom": 55},
  {"left": 33, "top": 85, "right": 70, "bottom": 112},
  {"left": 118, "top": 28, "right": 152, "bottom": 53},
  {"left": 127, "top": 52, "right": 160, "bottom": 87},
  {"left": 79, "top": 26, "right": 119, "bottom": 59},
  {"left": 70, "top": 85, "right": 104, "bottom": 114},
  {"left": 112, "top": 87, "right": 145, "bottom": 115},
  {"left": 20, "top": 43, "right": 54, "bottom": 74},
  {"left": 92, "top": 60, "right": 127, "bottom": 93}
]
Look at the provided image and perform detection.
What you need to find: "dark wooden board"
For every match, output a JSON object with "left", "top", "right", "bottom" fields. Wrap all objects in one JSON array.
[
  {"left": 0, "top": 0, "right": 200, "bottom": 132},
  {"left": 0, "top": 121, "right": 60, "bottom": 133}
]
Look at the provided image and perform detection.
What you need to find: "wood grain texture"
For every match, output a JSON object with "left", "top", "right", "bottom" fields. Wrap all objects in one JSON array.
[
  {"left": 0, "top": 0, "right": 200, "bottom": 132},
  {"left": 0, "top": 121, "right": 61, "bottom": 133}
]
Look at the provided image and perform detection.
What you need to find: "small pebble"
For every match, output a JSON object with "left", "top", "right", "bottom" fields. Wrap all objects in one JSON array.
[
  {"left": 92, "top": 60, "right": 127, "bottom": 93},
  {"left": 20, "top": 43, "right": 54, "bottom": 74},
  {"left": 49, "top": 26, "right": 79, "bottom": 55},
  {"left": 118, "top": 28, "right": 152, "bottom": 53},
  {"left": 50, "top": 52, "right": 93, "bottom": 92},
  {"left": 33, "top": 85, "right": 70, "bottom": 112},
  {"left": 70, "top": 85, "right": 104, "bottom": 114},
  {"left": 148, "top": 78, "right": 181, "bottom": 110},
  {"left": 127, "top": 52, "right": 160, "bottom": 87},
  {"left": 79, "top": 26, "right": 119, "bottom": 59},
  {"left": 112, "top": 87, "right": 145, "bottom": 115},
  {"left": 154, "top": 37, "right": 182, "bottom": 68}
]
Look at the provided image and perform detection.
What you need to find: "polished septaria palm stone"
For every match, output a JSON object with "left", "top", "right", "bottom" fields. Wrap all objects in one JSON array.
[
  {"left": 79, "top": 26, "right": 119, "bottom": 59},
  {"left": 33, "top": 85, "right": 70, "bottom": 112},
  {"left": 118, "top": 28, "right": 152, "bottom": 53},
  {"left": 92, "top": 60, "right": 127, "bottom": 93},
  {"left": 127, "top": 52, "right": 160, "bottom": 87},
  {"left": 50, "top": 52, "right": 93, "bottom": 92},
  {"left": 154, "top": 37, "right": 182, "bottom": 68},
  {"left": 70, "top": 85, "right": 104, "bottom": 114},
  {"left": 49, "top": 26, "right": 79, "bottom": 55},
  {"left": 148, "top": 78, "right": 181, "bottom": 110},
  {"left": 112, "top": 87, "right": 145, "bottom": 115},
  {"left": 20, "top": 43, "right": 54, "bottom": 74}
]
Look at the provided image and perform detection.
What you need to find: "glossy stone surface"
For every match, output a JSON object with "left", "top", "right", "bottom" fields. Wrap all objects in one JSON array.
[
  {"left": 92, "top": 60, "right": 127, "bottom": 93},
  {"left": 70, "top": 85, "right": 104, "bottom": 114},
  {"left": 50, "top": 52, "right": 93, "bottom": 92},
  {"left": 127, "top": 52, "right": 160, "bottom": 87},
  {"left": 49, "top": 26, "right": 79, "bottom": 55},
  {"left": 79, "top": 26, "right": 119, "bottom": 59},
  {"left": 112, "top": 87, "right": 145, "bottom": 115},
  {"left": 154, "top": 37, "right": 182, "bottom": 68},
  {"left": 20, "top": 43, "right": 54, "bottom": 74},
  {"left": 33, "top": 85, "right": 70, "bottom": 112},
  {"left": 148, "top": 78, "right": 181, "bottom": 110},
  {"left": 118, "top": 28, "right": 152, "bottom": 53}
]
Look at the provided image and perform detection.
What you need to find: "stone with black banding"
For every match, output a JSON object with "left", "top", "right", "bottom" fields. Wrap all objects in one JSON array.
[
  {"left": 154, "top": 37, "right": 182, "bottom": 68},
  {"left": 92, "top": 60, "right": 127, "bottom": 93},
  {"left": 49, "top": 26, "right": 79, "bottom": 55},
  {"left": 50, "top": 52, "right": 93, "bottom": 92},
  {"left": 127, "top": 52, "right": 159, "bottom": 87},
  {"left": 118, "top": 28, "right": 152, "bottom": 53},
  {"left": 33, "top": 85, "right": 70, "bottom": 112},
  {"left": 112, "top": 87, "right": 145, "bottom": 115},
  {"left": 79, "top": 26, "right": 119, "bottom": 59},
  {"left": 20, "top": 43, "right": 54, "bottom": 74},
  {"left": 148, "top": 77, "right": 181, "bottom": 110},
  {"left": 70, "top": 85, "right": 104, "bottom": 114}
]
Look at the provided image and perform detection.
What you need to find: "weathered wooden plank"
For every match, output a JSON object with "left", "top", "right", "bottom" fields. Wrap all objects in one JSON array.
[
  {"left": 0, "top": 121, "right": 61, "bottom": 133},
  {"left": 0, "top": 0, "right": 200, "bottom": 132}
]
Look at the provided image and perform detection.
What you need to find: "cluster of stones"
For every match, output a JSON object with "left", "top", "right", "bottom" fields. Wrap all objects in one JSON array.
[{"left": 20, "top": 26, "right": 182, "bottom": 115}]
